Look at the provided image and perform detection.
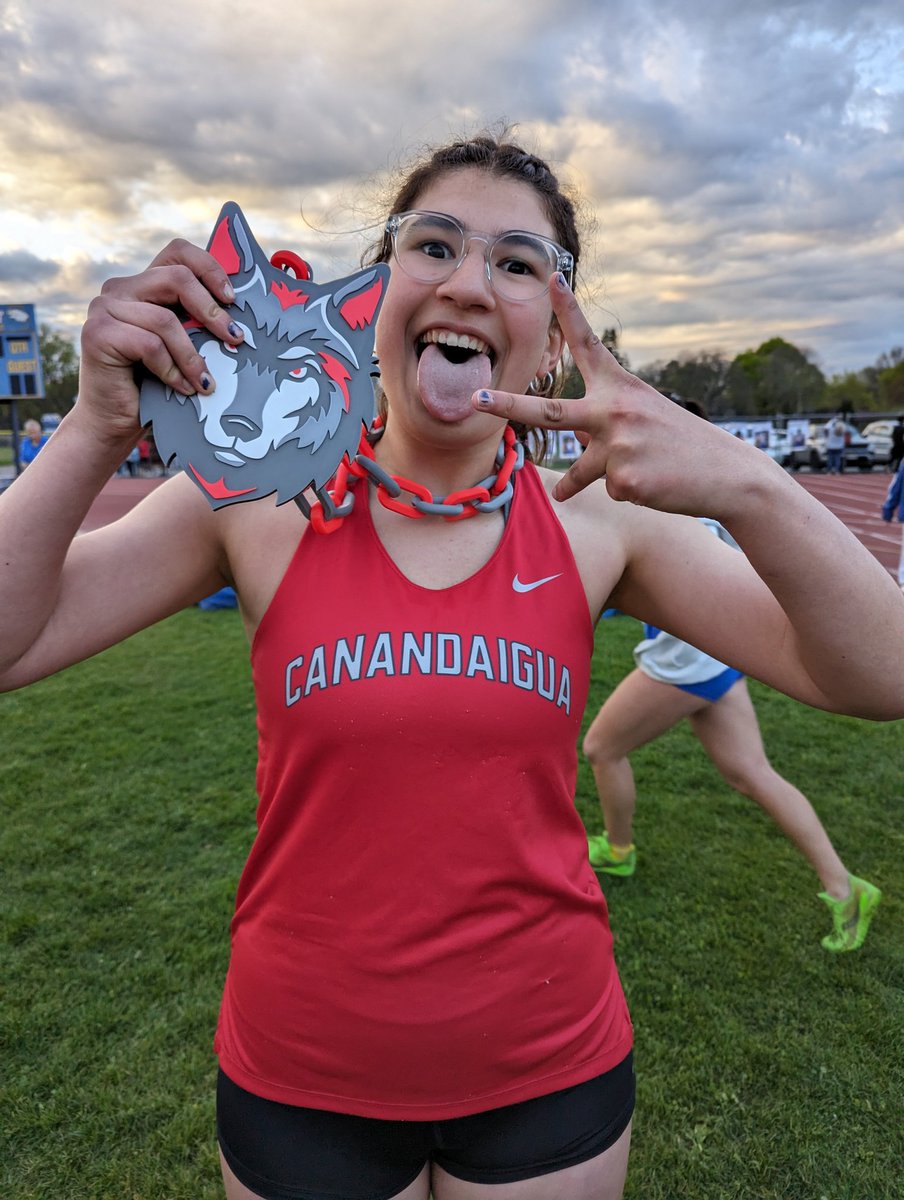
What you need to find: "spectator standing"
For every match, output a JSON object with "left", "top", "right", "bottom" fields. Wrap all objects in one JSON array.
[
  {"left": 18, "top": 419, "right": 48, "bottom": 469},
  {"left": 824, "top": 416, "right": 846, "bottom": 474},
  {"left": 889, "top": 416, "right": 904, "bottom": 475},
  {"left": 881, "top": 459, "right": 904, "bottom": 592}
]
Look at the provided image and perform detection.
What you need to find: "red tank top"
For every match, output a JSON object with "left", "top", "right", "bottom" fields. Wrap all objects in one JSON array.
[{"left": 214, "top": 461, "right": 633, "bottom": 1118}]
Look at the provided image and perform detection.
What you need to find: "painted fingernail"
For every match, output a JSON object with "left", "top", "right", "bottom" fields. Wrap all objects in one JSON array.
[
  {"left": 227, "top": 321, "right": 243, "bottom": 340},
  {"left": 200, "top": 372, "right": 214, "bottom": 392},
  {"left": 555, "top": 272, "right": 570, "bottom": 289},
  {"left": 223, "top": 282, "right": 235, "bottom": 302},
  {"left": 477, "top": 390, "right": 493, "bottom": 406}
]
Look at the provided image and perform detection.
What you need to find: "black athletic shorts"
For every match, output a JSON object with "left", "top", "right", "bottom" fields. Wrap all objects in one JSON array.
[{"left": 216, "top": 1052, "right": 635, "bottom": 1200}]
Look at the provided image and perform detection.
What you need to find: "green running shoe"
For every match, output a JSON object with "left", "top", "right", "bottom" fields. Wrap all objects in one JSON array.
[
  {"left": 588, "top": 832, "right": 636, "bottom": 878},
  {"left": 819, "top": 874, "right": 882, "bottom": 952}
]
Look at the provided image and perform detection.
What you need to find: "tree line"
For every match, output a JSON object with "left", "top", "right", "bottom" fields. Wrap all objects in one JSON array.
[
  {"left": 562, "top": 331, "right": 904, "bottom": 417},
  {"left": 12, "top": 324, "right": 904, "bottom": 425}
]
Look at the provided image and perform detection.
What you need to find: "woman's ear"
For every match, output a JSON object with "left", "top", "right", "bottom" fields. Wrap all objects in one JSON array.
[{"left": 537, "top": 320, "right": 566, "bottom": 379}]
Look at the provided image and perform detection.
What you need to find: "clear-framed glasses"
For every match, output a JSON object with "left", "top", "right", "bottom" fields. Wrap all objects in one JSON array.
[{"left": 385, "top": 210, "right": 574, "bottom": 302}]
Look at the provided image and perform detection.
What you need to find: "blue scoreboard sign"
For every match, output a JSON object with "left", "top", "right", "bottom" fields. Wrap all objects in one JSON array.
[{"left": 0, "top": 303, "right": 45, "bottom": 401}]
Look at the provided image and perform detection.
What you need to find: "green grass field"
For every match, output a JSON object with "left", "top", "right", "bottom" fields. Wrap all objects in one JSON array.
[{"left": 2, "top": 609, "right": 902, "bottom": 1198}]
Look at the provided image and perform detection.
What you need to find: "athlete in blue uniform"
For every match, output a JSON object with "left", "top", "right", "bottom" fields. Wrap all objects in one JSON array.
[{"left": 583, "top": 613, "right": 881, "bottom": 952}]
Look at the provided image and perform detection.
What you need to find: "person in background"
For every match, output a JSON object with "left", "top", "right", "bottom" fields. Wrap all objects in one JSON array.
[
  {"left": 881, "top": 456, "right": 904, "bottom": 594},
  {"left": 824, "top": 415, "right": 846, "bottom": 474},
  {"left": 583, "top": 609, "right": 882, "bottom": 953},
  {"left": 118, "top": 443, "right": 141, "bottom": 476},
  {"left": 889, "top": 416, "right": 904, "bottom": 475},
  {"left": 18, "top": 418, "right": 48, "bottom": 468},
  {"left": 585, "top": 399, "right": 882, "bottom": 953}
]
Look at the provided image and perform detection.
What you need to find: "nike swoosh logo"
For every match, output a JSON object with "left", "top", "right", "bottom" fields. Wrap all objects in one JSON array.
[{"left": 512, "top": 572, "right": 563, "bottom": 593}]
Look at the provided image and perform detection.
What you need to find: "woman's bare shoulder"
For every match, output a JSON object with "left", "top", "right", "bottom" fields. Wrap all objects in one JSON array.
[
  {"left": 532, "top": 463, "right": 633, "bottom": 615},
  {"left": 215, "top": 489, "right": 309, "bottom": 629}
]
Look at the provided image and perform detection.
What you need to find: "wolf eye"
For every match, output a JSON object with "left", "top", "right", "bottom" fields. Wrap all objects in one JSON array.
[{"left": 278, "top": 347, "right": 317, "bottom": 381}]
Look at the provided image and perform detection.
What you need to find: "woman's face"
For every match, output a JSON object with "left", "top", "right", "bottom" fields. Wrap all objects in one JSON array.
[{"left": 374, "top": 168, "right": 564, "bottom": 438}]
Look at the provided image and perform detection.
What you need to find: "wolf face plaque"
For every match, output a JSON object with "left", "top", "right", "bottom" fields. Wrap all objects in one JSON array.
[{"left": 139, "top": 202, "right": 388, "bottom": 509}]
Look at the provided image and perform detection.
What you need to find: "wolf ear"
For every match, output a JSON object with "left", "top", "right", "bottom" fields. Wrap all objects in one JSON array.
[
  {"left": 206, "top": 202, "right": 266, "bottom": 285},
  {"left": 332, "top": 266, "right": 389, "bottom": 331}
]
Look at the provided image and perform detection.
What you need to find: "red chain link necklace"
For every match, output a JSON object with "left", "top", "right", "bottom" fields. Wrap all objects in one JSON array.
[{"left": 305, "top": 418, "right": 525, "bottom": 535}]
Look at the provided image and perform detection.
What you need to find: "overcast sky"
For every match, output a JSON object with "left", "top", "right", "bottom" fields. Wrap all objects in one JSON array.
[{"left": 1, "top": 0, "right": 901, "bottom": 376}]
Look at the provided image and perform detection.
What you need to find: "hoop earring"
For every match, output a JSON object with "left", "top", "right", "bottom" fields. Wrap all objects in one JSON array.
[{"left": 527, "top": 371, "right": 555, "bottom": 397}]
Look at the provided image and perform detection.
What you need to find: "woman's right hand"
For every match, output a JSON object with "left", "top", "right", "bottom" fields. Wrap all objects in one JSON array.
[{"left": 76, "top": 238, "right": 243, "bottom": 442}]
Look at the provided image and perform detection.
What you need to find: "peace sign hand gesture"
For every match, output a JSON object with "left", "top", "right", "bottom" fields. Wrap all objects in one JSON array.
[{"left": 475, "top": 274, "right": 777, "bottom": 523}]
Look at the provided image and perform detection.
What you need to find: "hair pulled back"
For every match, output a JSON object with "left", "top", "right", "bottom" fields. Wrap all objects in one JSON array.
[{"left": 364, "top": 131, "right": 581, "bottom": 458}]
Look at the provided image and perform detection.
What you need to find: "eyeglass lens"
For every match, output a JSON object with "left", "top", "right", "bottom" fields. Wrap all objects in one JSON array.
[{"left": 391, "top": 212, "right": 565, "bottom": 300}]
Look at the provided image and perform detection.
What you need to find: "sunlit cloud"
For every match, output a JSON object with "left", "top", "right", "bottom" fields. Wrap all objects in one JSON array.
[{"left": 0, "top": 0, "right": 901, "bottom": 375}]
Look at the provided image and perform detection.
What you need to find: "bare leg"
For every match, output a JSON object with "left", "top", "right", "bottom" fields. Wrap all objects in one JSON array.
[
  {"left": 583, "top": 669, "right": 708, "bottom": 845},
  {"left": 688, "top": 679, "right": 850, "bottom": 898},
  {"left": 432, "top": 1121, "right": 631, "bottom": 1200}
]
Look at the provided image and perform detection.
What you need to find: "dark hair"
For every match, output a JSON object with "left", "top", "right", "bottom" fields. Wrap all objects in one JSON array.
[
  {"left": 364, "top": 131, "right": 582, "bottom": 460},
  {"left": 366, "top": 133, "right": 580, "bottom": 280}
]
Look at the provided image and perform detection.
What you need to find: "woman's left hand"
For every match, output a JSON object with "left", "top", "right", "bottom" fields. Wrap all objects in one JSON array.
[{"left": 474, "top": 274, "right": 779, "bottom": 523}]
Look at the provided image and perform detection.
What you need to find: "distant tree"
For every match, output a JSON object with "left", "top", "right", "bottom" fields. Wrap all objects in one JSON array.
[
  {"left": 876, "top": 347, "right": 904, "bottom": 371},
  {"left": 860, "top": 348, "right": 904, "bottom": 410},
  {"left": 726, "top": 338, "right": 825, "bottom": 414},
  {"left": 638, "top": 350, "right": 732, "bottom": 414},
  {"left": 39, "top": 325, "right": 80, "bottom": 412},
  {"left": 600, "top": 327, "right": 629, "bottom": 369},
  {"left": 12, "top": 325, "right": 81, "bottom": 423},
  {"left": 723, "top": 358, "right": 757, "bottom": 415},
  {"left": 560, "top": 327, "right": 628, "bottom": 398},
  {"left": 879, "top": 360, "right": 904, "bottom": 410},
  {"left": 824, "top": 372, "right": 879, "bottom": 413}
]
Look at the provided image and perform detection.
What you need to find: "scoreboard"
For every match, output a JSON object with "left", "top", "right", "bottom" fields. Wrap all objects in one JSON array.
[{"left": 0, "top": 304, "right": 45, "bottom": 401}]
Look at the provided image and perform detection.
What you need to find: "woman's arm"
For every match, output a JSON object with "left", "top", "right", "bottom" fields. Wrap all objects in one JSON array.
[
  {"left": 475, "top": 275, "right": 904, "bottom": 720},
  {"left": 0, "top": 241, "right": 242, "bottom": 689}
]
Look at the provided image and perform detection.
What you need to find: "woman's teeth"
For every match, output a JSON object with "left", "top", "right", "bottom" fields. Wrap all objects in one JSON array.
[{"left": 419, "top": 329, "right": 490, "bottom": 355}]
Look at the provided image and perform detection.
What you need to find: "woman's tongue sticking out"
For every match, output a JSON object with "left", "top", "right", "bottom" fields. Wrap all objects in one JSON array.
[{"left": 417, "top": 342, "right": 492, "bottom": 423}]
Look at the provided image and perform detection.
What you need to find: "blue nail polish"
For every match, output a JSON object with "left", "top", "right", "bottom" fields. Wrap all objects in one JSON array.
[
  {"left": 556, "top": 272, "right": 569, "bottom": 289},
  {"left": 227, "top": 321, "right": 243, "bottom": 339},
  {"left": 477, "top": 390, "right": 492, "bottom": 405},
  {"left": 200, "top": 373, "right": 213, "bottom": 392}
]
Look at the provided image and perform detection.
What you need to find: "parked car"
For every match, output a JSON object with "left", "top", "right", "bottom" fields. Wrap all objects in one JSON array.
[
  {"left": 860, "top": 419, "right": 895, "bottom": 466},
  {"left": 763, "top": 430, "right": 792, "bottom": 467},
  {"left": 788, "top": 421, "right": 875, "bottom": 472}
]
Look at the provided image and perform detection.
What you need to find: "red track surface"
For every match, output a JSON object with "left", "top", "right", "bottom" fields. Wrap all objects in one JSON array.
[
  {"left": 78, "top": 469, "right": 899, "bottom": 577},
  {"left": 792, "top": 471, "right": 899, "bottom": 578},
  {"left": 79, "top": 475, "right": 167, "bottom": 532}
]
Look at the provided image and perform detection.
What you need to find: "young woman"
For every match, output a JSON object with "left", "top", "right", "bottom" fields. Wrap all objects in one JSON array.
[{"left": 2, "top": 133, "right": 903, "bottom": 1200}]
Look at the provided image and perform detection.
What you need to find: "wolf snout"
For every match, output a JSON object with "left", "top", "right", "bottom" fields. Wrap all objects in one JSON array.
[{"left": 222, "top": 413, "right": 262, "bottom": 440}]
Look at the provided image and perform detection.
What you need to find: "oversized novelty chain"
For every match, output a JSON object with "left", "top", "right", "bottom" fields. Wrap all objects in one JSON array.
[{"left": 302, "top": 417, "right": 525, "bottom": 535}]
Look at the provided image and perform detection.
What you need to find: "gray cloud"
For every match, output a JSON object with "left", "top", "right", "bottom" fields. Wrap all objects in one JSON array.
[
  {"left": 0, "top": 251, "right": 61, "bottom": 284},
  {"left": 1, "top": 0, "right": 901, "bottom": 375}
]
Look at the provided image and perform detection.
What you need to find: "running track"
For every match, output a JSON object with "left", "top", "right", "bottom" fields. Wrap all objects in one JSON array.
[
  {"left": 793, "top": 471, "right": 899, "bottom": 579},
  {"left": 72, "top": 468, "right": 900, "bottom": 576}
]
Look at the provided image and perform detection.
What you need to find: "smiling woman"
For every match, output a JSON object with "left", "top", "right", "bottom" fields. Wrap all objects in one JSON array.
[{"left": 1, "top": 127, "right": 903, "bottom": 1200}]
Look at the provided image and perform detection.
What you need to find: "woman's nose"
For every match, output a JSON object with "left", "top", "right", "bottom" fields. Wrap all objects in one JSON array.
[{"left": 435, "top": 237, "right": 496, "bottom": 307}]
